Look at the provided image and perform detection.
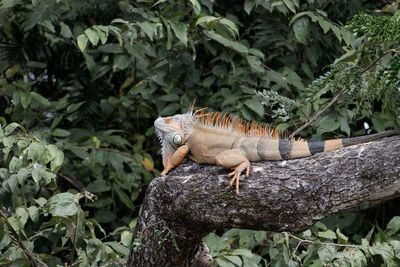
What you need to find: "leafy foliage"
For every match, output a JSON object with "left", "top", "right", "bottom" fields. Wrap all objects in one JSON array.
[
  {"left": 205, "top": 215, "right": 400, "bottom": 267},
  {"left": 0, "top": 0, "right": 399, "bottom": 266}
]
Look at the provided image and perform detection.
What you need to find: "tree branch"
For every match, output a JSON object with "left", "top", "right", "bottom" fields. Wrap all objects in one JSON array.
[{"left": 128, "top": 136, "right": 400, "bottom": 266}]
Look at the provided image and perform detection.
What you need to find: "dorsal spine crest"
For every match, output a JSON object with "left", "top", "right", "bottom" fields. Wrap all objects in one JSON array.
[{"left": 194, "top": 110, "right": 280, "bottom": 139}]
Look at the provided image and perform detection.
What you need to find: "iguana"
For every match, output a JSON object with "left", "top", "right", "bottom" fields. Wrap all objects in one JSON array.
[{"left": 154, "top": 109, "right": 399, "bottom": 194}]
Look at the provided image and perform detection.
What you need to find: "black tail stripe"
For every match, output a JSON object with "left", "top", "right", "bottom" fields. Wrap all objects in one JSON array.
[
  {"left": 256, "top": 138, "right": 268, "bottom": 159},
  {"left": 278, "top": 139, "right": 292, "bottom": 159},
  {"left": 308, "top": 141, "right": 325, "bottom": 155}
]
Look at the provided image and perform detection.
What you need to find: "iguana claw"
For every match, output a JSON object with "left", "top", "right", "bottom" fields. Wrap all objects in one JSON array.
[{"left": 227, "top": 161, "right": 250, "bottom": 195}]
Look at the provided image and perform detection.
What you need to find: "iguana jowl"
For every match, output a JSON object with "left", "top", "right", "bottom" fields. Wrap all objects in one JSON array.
[{"left": 154, "top": 109, "right": 398, "bottom": 194}]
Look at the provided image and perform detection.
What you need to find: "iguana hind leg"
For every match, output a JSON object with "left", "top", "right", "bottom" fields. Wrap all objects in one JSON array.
[{"left": 215, "top": 149, "right": 250, "bottom": 195}]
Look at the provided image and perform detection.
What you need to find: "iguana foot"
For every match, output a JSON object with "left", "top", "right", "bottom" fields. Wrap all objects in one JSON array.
[{"left": 227, "top": 161, "right": 250, "bottom": 195}]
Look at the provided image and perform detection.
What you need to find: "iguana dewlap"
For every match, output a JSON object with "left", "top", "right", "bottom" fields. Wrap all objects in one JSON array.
[{"left": 154, "top": 110, "right": 398, "bottom": 194}]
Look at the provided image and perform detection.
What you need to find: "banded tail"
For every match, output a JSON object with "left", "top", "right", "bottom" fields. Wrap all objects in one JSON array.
[{"left": 274, "top": 129, "right": 400, "bottom": 160}]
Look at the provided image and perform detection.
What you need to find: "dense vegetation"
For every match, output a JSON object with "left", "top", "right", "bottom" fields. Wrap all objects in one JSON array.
[{"left": 0, "top": 0, "right": 400, "bottom": 266}]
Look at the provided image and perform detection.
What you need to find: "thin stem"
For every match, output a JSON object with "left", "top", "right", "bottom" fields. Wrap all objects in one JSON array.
[
  {"left": 0, "top": 209, "right": 46, "bottom": 267},
  {"left": 288, "top": 232, "right": 358, "bottom": 249},
  {"left": 289, "top": 86, "right": 345, "bottom": 139}
]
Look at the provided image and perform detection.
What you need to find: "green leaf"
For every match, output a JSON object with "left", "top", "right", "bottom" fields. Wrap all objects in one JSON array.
[
  {"left": 47, "top": 192, "right": 80, "bottom": 217},
  {"left": 85, "top": 28, "right": 100, "bottom": 46},
  {"left": 283, "top": 0, "right": 296, "bottom": 13},
  {"left": 47, "top": 144, "right": 64, "bottom": 172},
  {"left": 60, "top": 22, "right": 72, "bottom": 39},
  {"left": 31, "top": 92, "right": 50, "bottom": 107},
  {"left": 3, "top": 136, "right": 17, "bottom": 148},
  {"left": 0, "top": 168, "right": 10, "bottom": 179},
  {"left": 386, "top": 216, "right": 400, "bottom": 236},
  {"left": 246, "top": 55, "right": 264, "bottom": 73},
  {"left": 317, "top": 229, "right": 337, "bottom": 239},
  {"left": 1, "top": 0, "right": 19, "bottom": 8},
  {"left": 15, "top": 207, "right": 29, "bottom": 229},
  {"left": 121, "top": 231, "right": 133, "bottom": 247},
  {"left": 115, "top": 188, "right": 134, "bottom": 210},
  {"left": 4, "top": 122, "right": 21, "bottom": 136},
  {"left": 317, "top": 116, "right": 340, "bottom": 133},
  {"left": 5, "top": 64, "right": 20, "bottom": 78},
  {"left": 77, "top": 34, "right": 89, "bottom": 52},
  {"left": 292, "top": 16, "right": 309, "bottom": 44},
  {"left": 113, "top": 54, "right": 130, "bottom": 71},
  {"left": 51, "top": 128, "right": 71, "bottom": 137},
  {"left": 17, "top": 168, "right": 30, "bottom": 185},
  {"left": 107, "top": 241, "right": 130, "bottom": 256},
  {"left": 318, "top": 18, "right": 331, "bottom": 34},
  {"left": 137, "top": 21, "right": 156, "bottom": 41},
  {"left": 95, "top": 209, "right": 117, "bottom": 224},
  {"left": 244, "top": 98, "right": 264, "bottom": 118},
  {"left": 9, "top": 156, "right": 22, "bottom": 173},
  {"left": 339, "top": 117, "right": 350, "bottom": 137},
  {"left": 242, "top": 254, "right": 262, "bottom": 267},
  {"left": 27, "top": 143, "right": 45, "bottom": 161},
  {"left": 67, "top": 101, "right": 85, "bottom": 113},
  {"left": 31, "top": 165, "right": 45, "bottom": 183},
  {"left": 94, "top": 25, "right": 109, "bottom": 44},
  {"left": 35, "top": 197, "right": 47, "bottom": 207},
  {"left": 204, "top": 31, "right": 248, "bottom": 54},
  {"left": 248, "top": 48, "right": 264, "bottom": 59},
  {"left": 20, "top": 92, "right": 32, "bottom": 109},
  {"left": 334, "top": 49, "right": 357, "bottom": 64},
  {"left": 160, "top": 103, "right": 180, "bottom": 116},
  {"left": 27, "top": 206, "right": 39, "bottom": 222},
  {"left": 216, "top": 257, "right": 235, "bottom": 267},
  {"left": 109, "top": 25, "right": 123, "bottom": 45},
  {"left": 87, "top": 179, "right": 111, "bottom": 193},
  {"left": 231, "top": 248, "right": 253, "bottom": 257},
  {"left": 3, "top": 174, "right": 18, "bottom": 192},
  {"left": 336, "top": 228, "right": 348, "bottom": 243},
  {"left": 188, "top": 0, "right": 201, "bottom": 15},
  {"left": 0, "top": 226, "right": 11, "bottom": 250},
  {"left": 369, "top": 242, "right": 395, "bottom": 265},
  {"left": 219, "top": 18, "right": 239, "bottom": 37},
  {"left": 169, "top": 21, "right": 188, "bottom": 46},
  {"left": 244, "top": 0, "right": 256, "bottom": 14},
  {"left": 196, "top": 16, "right": 218, "bottom": 27},
  {"left": 224, "top": 255, "right": 242, "bottom": 266},
  {"left": 317, "top": 245, "right": 336, "bottom": 263},
  {"left": 204, "top": 233, "right": 229, "bottom": 257}
]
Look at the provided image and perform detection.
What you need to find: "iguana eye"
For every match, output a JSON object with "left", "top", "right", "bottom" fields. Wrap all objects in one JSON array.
[{"left": 173, "top": 134, "right": 182, "bottom": 145}]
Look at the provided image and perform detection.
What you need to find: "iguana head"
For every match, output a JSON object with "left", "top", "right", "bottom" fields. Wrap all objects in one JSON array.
[{"left": 154, "top": 113, "right": 194, "bottom": 168}]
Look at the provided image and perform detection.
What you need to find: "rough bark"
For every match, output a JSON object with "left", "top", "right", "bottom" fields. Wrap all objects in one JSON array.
[{"left": 128, "top": 136, "right": 400, "bottom": 267}]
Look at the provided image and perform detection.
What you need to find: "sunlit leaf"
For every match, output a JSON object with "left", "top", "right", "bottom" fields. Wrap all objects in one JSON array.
[
  {"left": 77, "top": 34, "right": 88, "bottom": 52},
  {"left": 47, "top": 192, "right": 80, "bottom": 217}
]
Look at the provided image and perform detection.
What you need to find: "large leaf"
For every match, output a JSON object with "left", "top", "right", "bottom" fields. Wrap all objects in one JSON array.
[
  {"left": 47, "top": 192, "right": 81, "bottom": 217},
  {"left": 292, "top": 16, "right": 309, "bottom": 44},
  {"left": 204, "top": 31, "right": 248, "bottom": 54},
  {"left": 169, "top": 21, "right": 188, "bottom": 46}
]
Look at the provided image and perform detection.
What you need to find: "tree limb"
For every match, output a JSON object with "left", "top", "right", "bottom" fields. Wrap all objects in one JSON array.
[{"left": 128, "top": 136, "right": 400, "bottom": 266}]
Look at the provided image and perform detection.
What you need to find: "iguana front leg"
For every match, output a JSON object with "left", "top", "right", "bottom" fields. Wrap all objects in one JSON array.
[
  {"left": 215, "top": 149, "right": 250, "bottom": 195},
  {"left": 161, "top": 145, "right": 189, "bottom": 176}
]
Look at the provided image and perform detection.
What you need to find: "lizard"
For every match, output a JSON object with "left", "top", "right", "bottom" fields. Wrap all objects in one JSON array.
[{"left": 154, "top": 108, "right": 399, "bottom": 194}]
